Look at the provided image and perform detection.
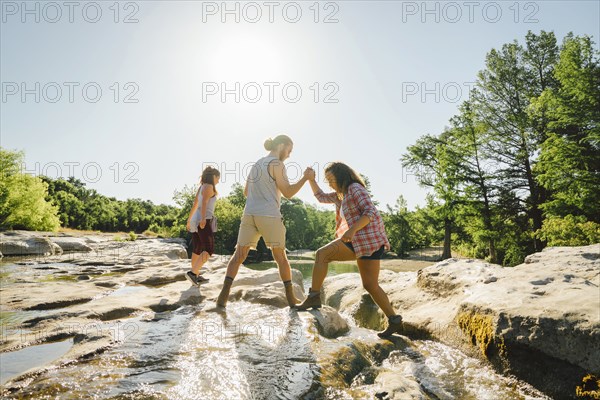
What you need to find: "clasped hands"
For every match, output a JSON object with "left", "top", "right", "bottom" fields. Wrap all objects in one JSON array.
[{"left": 303, "top": 166, "right": 316, "bottom": 181}]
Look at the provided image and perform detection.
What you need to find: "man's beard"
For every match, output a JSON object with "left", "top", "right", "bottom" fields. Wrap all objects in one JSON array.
[{"left": 278, "top": 148, "right": 287, "bottom": 161}]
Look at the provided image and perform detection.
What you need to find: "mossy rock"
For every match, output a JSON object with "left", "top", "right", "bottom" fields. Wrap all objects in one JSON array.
[
  {"left": 352, "top": 293, "right": 386, "bottom": 331},
  {"left": 456, "top": 305, "right": 505, "bottom": 358},
  {"left": 319, "top": 340, "right": 397, "bottom": 388},
  {"left": 577, "top": 374, "right": 600, "bottom": 399}
]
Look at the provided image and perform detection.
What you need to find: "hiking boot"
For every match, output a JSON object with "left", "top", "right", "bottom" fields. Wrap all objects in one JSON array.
[
  {"left": 294, "top": 289, "right": 321, "bottom": 311},
  {"left": 377, "top": 315, "right": 403, "bottom": 338},
  {"left": 283, "top": 280, "right": 299, "bottom": 307},
  {"left": 216, "top": 276, "right": 234, "bottom": 308}
]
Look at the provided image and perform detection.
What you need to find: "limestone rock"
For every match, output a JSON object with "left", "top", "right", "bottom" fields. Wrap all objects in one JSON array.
[
  {"left": 374, "top": 371, "right": 429, "bottom": 400},
  {"left": 0, "top": 234, "right": 57, "bottom": 256},
  {"left": 49, "top": 237, "right": 93, "bottom": 253},
  {"left": 306, "top": 305, "right": 350, "bottom": 339}
]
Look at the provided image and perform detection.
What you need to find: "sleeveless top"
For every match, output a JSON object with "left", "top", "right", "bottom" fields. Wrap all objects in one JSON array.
[
  {"left": 243, "top": 155, "right": 281, "bottom": 217},
  {"left": 189, "top": 184, "right": 217, "bottom": 232}
]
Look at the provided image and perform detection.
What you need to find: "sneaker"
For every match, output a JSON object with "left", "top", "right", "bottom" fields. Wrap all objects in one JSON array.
[
  {"left": 185, "top": 271, "right": 199, "bottom": 286},
  {"left": 196, "top": 274, "right": 210, "bottom": 284}
]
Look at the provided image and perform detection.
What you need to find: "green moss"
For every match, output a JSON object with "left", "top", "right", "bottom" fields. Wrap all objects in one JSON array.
[
  {"left": 99, "top": 271, "right": 125, "bottom": 277},
  {"left": 319, "top": 341, "right": 397, "bottom": 388},
  {"left": 0, "top": 271, "right": 15, "bottom": 284},
  {"left": 457, "top": 310, "right": 504, "bottom": 358},
  {"left": 576, "top": 374, "right": 600, "bottom": 399},
  {"left": 320, "top": 345, "right": 368, "bottom": 387},
  {"left": 40, "top": 274, "right": 78, "bottom": 282}
]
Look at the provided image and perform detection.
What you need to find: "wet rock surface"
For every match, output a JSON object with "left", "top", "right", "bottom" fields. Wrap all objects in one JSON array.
[{"left": 0, "top": 231, "right": 574, "bottom": 399}]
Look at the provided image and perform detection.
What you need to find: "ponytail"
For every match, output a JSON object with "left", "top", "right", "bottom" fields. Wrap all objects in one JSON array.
[
  {"left": 264, "top": 134, "right": 293, "bottom": 151},
  {"left": 264, "top": 138, "right": 275, "bottom": 151}
]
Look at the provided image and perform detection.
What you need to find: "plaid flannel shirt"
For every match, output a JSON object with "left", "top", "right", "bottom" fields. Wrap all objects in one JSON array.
[{"left": 315, "top": 183, "right": 390, "bottom": 258}]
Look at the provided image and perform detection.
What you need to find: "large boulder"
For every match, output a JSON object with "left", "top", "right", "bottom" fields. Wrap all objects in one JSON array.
[
  {"left": 138, "top": 239, "right": 188, "bottom": 260},
  {"left": 49, "top": 237, "right": 93, "bottom": 253},
  {"left": 0, "top": 232, "right": 60, "bottom": 257},
  {"left": 295, "top": 305, "right": 351, "bottom": 339}
]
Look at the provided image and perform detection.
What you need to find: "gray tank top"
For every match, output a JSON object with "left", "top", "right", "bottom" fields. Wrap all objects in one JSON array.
[
  {"left": 244, "top": 156, "right": 281, "bottom": 217},
  {"left": 190, "top": 184, "right": 217, "bottom": 232}
]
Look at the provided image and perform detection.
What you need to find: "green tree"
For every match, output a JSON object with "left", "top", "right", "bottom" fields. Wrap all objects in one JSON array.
[
  {"left": 0, "top": 148, "right": 60, "bottom": 231},
  {"left": 304, "top": 204, "right": 335, "bottom": 249},
  {"left": 449, "top": 101, "right": 500, "bottom": 262},
  {"left": 402, "top": 132, "right": 461, "bottom": 259},
  {"left": 213, "top": 197, "right": 244, "bottom": 254},
  {"left": 536, "top": 215, "right": 600, "bottom": 246},
  {"left": 228, "top": 183, "right": 247, "bottom": 209},
  {"left": 473, "top": 35, "right": 546, "bottom": 252},
  {"left": 281, "top": 197, "right": 309, "bottom": 249},
  {"left": 532, "top": 34, "right": 600, "bottom": 222},
  {"left": 382, "top": 196, "right": 415, "bottom": 256}
]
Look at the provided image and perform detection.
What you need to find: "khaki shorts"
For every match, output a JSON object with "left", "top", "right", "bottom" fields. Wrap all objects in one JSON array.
[{"left": 237, "top": 214, "right": 286, "bottom": 249}]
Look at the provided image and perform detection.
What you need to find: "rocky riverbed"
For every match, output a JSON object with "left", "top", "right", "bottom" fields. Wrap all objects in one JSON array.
[{"left": 0, "top": 231, "right": 598, "bottom": 399}]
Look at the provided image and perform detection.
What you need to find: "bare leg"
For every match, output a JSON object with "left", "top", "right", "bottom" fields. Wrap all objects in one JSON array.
[
  {"left": 271, "top": 247, "right": 292, "bottom": 282},
  {"left": 191, "top": 253, "right": 199, "bottom": 271},
  {"left": 224, "top": 245, "right": 251, "bottom": 279},
  {"left": 311, "top": 239, "right": 356, "bottom": 291},
  {"left": 295, "top": 239, "right": 356, "bottom": 310},
  {"left": 191, "top": 251, "right": 210, "bottom": 275},
  {"left": 357, "top": 259, "right": 396, "bottom": 317}
]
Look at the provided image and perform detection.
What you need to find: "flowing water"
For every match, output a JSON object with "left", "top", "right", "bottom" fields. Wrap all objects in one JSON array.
[{"left": 0, "top": 260, "right": 551, "bottom": 399}]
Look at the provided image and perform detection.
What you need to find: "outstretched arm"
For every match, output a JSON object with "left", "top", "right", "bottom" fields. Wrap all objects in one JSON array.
[
  {"left": 270, "top": 160, "right": 308, "bottom": 199},
  {"left": 308, "top": 179, "right": 322, "bottom": 195},
  {"left": 308, "top": 176, "right": 339, "bottom": 204}
]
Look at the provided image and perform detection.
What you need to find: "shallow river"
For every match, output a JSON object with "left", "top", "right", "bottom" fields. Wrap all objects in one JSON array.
[{"left": 0, "top": 260, "right": 550, "bottom": 399}]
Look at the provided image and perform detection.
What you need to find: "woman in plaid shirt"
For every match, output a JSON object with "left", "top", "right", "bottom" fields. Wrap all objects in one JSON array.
[{"left": 296, "top": 162, "right": 403, "bottom": 338}]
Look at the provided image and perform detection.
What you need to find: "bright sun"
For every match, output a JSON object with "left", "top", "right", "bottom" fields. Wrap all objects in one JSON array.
[{"left": 210, "top": 34, "right": 284, "bottom": 80}]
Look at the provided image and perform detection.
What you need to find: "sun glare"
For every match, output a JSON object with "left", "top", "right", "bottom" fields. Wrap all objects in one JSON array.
[{"left": 210, "top": 35, "right": 284, "bottom": 80}]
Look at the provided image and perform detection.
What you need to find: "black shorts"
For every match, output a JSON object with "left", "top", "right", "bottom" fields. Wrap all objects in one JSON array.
[
  {"left": 343, "top": 242, "right": 386, "bottom": 260},
  {"left": 191, "top": 219, "right": 215, "bottom": 255}
]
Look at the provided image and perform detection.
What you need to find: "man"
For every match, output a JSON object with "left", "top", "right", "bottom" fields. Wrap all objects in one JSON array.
[{"left": 217, "top": 134, "right": 311, "bottom": 308}]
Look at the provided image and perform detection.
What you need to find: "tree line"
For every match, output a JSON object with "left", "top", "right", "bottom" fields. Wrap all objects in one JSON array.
[{"left": 400, "top": 31, "right": 599, "bottom": 265}]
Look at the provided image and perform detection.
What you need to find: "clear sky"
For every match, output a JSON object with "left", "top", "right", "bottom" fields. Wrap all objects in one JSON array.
[{"left": 1, "top": 1, "right": 599, "bottom": 210}]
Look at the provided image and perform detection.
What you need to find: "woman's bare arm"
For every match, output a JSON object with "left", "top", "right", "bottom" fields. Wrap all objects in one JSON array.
[{"left": 199, "top": 184, "right": 214, "bottom": 228}]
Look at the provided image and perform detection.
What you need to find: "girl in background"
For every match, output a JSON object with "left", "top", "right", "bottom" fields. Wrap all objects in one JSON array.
[{"left": 186, "top": 166, "right": 220, "bottom": 286}]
